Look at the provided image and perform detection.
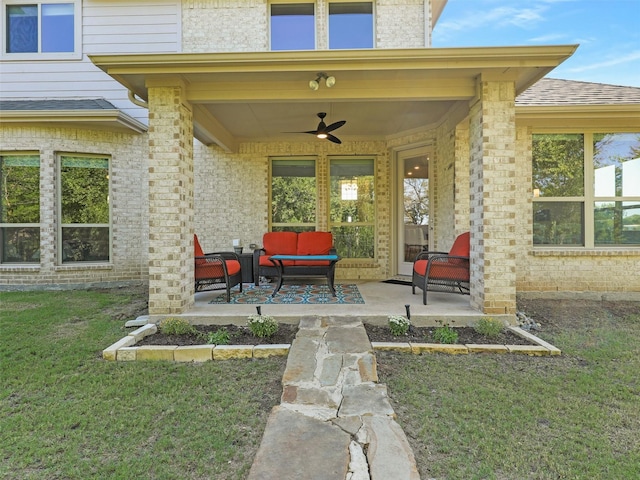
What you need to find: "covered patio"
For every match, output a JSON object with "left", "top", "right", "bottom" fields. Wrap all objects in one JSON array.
[
  {"left": 182, "top": 278, "right": 498, "bottom": 327},
  {"left": 91, "top": 45, "right": 577, "bottom": 321}
]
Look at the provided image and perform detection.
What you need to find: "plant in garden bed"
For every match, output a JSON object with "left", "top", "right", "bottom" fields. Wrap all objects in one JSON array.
[
  {"left": 207, "top": 328, "right": 231, "bottom": 345},
  {"left": 474, "top": 316, "right": 505, "bottom": 338},
  {"left": 432, "top": 324, "right": 459, "bottom": 344},
  {"left": 247, "top": 307, "right": 278, "bottom": 338},
  {"left": 388, "top": 315, "right": 411, "bottom": 336},
  {"left": 160, "top": 317, "right": 200, "bottom": 336}
]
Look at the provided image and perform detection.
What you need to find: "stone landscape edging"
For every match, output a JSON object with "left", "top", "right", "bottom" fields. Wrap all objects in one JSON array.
[{"left": 102, "top": 324, "right": 560, "bottom": 362}]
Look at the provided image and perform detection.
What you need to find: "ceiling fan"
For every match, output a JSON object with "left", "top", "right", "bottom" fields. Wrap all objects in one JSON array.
[{"left": 291, "top": 112, "right": 346, "bottom": 144}]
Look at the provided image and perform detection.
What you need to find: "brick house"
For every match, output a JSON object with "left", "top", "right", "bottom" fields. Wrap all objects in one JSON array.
[{"left": 1, "top": 1, "right": 639, "bottom": 317}]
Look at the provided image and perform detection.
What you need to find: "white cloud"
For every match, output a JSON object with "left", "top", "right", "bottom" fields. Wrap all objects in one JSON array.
[
  {"left": 528, "top": 33, "right": 567, "bottom": 43},
  {"left": 436, "top": 4, "right": 549, "bottom": 40},
  {"left": 567, "top": 51, "right": 640, "bottom": 72}
]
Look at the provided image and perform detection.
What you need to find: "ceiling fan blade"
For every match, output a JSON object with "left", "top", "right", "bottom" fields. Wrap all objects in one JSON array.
[
  {"left": 324, "top": 120, "right": 346, "bottom": 133},
  {"left": 326, "top": 133, "right": 342, "bottom": 144}
]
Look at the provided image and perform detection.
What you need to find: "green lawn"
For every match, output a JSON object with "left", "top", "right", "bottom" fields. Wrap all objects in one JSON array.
[
  {"left": 1, "top": 289, "right": 285, "bottom": 479},
  {"left": 2, "top": 289, "right": 639, "bottom": 479},
  {"left": 378, "top": 300, "right": 640, "bottom": 480}
]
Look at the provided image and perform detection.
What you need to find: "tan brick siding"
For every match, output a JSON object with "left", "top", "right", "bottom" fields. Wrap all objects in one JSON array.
[
  {"left": 147, "top": 85, "right": 195, "bottom": 314},
  {"left": 0, "top": 126, "right": 148, "bottom": 288},
  {"left": 181, "top": 0, "right": 429, "bottom": 53}
]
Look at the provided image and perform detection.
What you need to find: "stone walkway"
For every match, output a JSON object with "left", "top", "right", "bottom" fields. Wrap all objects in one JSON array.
[{"left": 247, "top": 316, "right": 420, "bottom": 480}]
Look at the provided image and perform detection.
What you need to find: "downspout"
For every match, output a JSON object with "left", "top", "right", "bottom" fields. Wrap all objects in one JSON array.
[{"left": 128, "top": 90, "right": 148, "bottom": 109}]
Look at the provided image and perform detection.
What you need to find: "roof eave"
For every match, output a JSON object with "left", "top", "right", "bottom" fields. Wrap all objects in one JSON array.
[
  {"left": 0, "top": 109, "right": 148, "bottom": 134},
  {"left": 516, "top": 104, "right": 640, "bottom": 129}
]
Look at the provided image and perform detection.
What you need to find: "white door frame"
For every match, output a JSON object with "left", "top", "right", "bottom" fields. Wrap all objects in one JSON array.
[{"left": 396, "top": 144, "right": 431, "bottom": 276}]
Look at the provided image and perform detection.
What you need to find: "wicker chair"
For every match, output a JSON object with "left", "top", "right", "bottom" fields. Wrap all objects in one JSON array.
[
  {"left": 412, "top": 231, "right": 470, "bottom": 305},
  {"left": 194, "top": 234, "right": 242, "bottom": 302}
]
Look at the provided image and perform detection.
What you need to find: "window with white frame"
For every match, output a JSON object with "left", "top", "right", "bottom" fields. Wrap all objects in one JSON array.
[
  {"left": 328, "top": 2, "right": 373, "bottom": 49},
  {"left": 270, "top": 3, "right": 315, "bottom": 51},
  {"left": 3, "top": 1, "right": 79, "bottom": 58},
  {"left": 0, "top": 153, "right": 40, "bottom": 263},
  {"left": 532, "top": 132, "right": 640, "bottom": 247},
  {"left": 59, "top": 154, "right": 111, "bottom": 263}
]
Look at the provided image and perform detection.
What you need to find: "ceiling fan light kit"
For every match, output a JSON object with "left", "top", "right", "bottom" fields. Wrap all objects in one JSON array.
[{"left": 288, "top": 112, "right": 347, "bottom": 144}]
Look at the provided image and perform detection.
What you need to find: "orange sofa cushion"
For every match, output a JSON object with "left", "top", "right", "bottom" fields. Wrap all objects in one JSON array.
[
  {"left": 260, "top": 231, "right": 298, "bottom": 266},
  {"left": 296, "top": 231, "right": 333, "bottom": 265}
]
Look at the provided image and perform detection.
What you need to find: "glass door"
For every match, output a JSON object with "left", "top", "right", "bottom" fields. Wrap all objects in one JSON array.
[{"left": 397, "top": 147, "right": 430, "bottom": 276}]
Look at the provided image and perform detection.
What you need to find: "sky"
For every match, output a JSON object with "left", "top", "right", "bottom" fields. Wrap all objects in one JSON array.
[{"left": 432, "top": 0, "right": 640, "bottom": 87}]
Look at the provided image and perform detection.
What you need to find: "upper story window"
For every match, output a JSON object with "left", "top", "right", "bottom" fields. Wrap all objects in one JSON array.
[
  {"left": 270, "top": 3, "right": 315, "bottom": 51},
  {"left": 532, "top": 132, "right": 640, "bottom": 247},
  {"left": 270, "top": 2, "right": 373, "bottom": 51},
  {"left": 329, "top": 2, "right": 373, "bottom": 49},
  {"left": 3, "top": 1, "right": 80, "bottom": 59}
]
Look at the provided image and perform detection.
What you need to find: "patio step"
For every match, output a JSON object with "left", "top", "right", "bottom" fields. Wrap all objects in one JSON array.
[{"left": 247, "top": 316, "right": 420, "bottom": 480}]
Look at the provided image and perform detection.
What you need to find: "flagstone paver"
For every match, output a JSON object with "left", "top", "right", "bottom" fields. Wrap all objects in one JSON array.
[{"left": 247, "top": 316, "right": 421, "bottom": 480}]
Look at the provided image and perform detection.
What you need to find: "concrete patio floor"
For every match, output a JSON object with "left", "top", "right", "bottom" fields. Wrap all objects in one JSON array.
[{"left": 178, "top": 279, "right": 504, "bottom": 327}]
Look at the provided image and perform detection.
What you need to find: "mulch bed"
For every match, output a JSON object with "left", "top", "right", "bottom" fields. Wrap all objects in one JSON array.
[{"left": 134, "top": 323, "right": 536, "bottom": 346}]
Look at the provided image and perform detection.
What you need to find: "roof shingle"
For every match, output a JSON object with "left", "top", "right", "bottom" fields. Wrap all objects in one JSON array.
[{"left": 516, "top": 78, "right": 640, "bottom": 106}]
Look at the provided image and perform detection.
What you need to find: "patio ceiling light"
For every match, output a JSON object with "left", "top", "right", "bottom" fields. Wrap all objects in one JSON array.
[{"left": 309, "top": 72, "right": 336, "bottom": 90}]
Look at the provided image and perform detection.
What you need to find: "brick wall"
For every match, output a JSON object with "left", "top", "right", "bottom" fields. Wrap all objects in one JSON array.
[
  {"left": 181, "top": 0, "right": 429, "bottom": 52},
  {"left": 147, "top": 84, "right": 194, "bottom": 314},
  {"left": 0, "top": 125, "right": 148, "bottom": 288},
  {"left": 194, "top": 139, "right": 392, "bottom": 280},
  {"left": 469, "top": 80, "right": 518, "bottom": 314},
  {"left": 182, "top": 0, "right": 268, "bottom": 52}
]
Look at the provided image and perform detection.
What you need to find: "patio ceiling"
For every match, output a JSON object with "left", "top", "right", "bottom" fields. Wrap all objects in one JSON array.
[{"left": 90, "top": 46, "right": 577, "bottom": 152}]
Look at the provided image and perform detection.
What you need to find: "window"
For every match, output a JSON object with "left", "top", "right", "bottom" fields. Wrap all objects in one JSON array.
[
  {"left": 59, "top": 155, "right": 110, "bottom": 263},
  {"left": 329, "top": 2, "right": 373, "bottom": 49},
  {"left": 0, "top": 154, "right": 40, "bottom": 263},
  {"left": 593, "top": 133, "right": 640, "bottom": 245},
  {"left": 532, "top": 132, "right": 640, "bottom": 247},
  {"left": 270, "top": 3, "right": 315, "bottom": 51},
  {"left": 270, "top": 157, "right": 377, "bottom": 259},
  {"left": 270, "top": 158, "right": 317, "bottom": 232},
  {"left": 330, "top": 158, "right": 375, "bottom": 258},
  {"left": 4, "top": 1, "right": 77, "bottom": 57}
]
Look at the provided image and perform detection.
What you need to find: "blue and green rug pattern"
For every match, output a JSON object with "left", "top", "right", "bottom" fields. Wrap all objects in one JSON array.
[{"left": 209, "top": 283, "right": 365, "bottom": 305}]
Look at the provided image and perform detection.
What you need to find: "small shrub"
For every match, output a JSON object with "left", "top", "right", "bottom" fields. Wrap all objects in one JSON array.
[
  {"left": 247, "top": 314, "right": 278, "bottom": 338},
  {"left": 388, "top": 315, "right": 411, "bottom": 336},
  {"left": 159, "top": 317, "right": 198, "bottom": 336},
  {"left": 432, "top": 325, "right": 459, "bottom": 344},
  {"left": 207, "top": 328, "right": 231, "bottom": 345},
  {"left": 474, "top": 317, "right": 505, "bottom": 338}
]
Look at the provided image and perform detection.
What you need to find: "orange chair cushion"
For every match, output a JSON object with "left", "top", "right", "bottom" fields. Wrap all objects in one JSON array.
[
  {"left": 449, "top": 232, "right": 470, "bottom": 257},
  {"left": 414, "top": 259, "right": 470, "bottom": 282},
  {"left": 194, "top": 234, "right": 206, "bottom": 265},
  {"left": 195, "top": 259, "right": 241, "bottom": 280},
  {"left": 296, "top": 231, "right": 333, "bottom": 265},
  {"left": 194, "top": 234, "right": 240, "bottom": 278}
]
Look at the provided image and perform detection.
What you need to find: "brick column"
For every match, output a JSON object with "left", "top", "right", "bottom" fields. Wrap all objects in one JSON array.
[
  {"left": 468, "top": 79, "right": 517, "bottom": 315},
  {"left": 147, "top": 82, "right": 194, "bottom": 315}
]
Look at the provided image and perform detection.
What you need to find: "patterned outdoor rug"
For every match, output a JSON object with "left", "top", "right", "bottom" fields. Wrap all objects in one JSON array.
[{"left": 209, "top": 283, "right": 365, "bottom": 305}]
